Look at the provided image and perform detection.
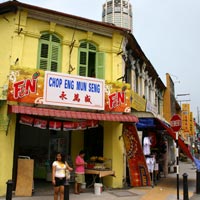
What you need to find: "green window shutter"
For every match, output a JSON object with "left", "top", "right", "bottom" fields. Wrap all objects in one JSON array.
[
  {"left": 50, "top": 43, "right": 60, "bottom": 72},
  {"left": 96, "top": 52, "right": 105, "bottom": 79},
  {"left": 38, "top": 33, "right": 61, "bottom": 72},
  {"left": 39, "top": 42, "right": 49, "bottom": 71},
  {"left": 78, "top": 50, "right": 88, "bottom": 76}
]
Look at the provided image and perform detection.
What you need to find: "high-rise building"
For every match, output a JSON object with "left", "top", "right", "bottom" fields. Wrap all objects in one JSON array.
[{"left": 102, "top": 0, "right": 133, "bottom": 31}]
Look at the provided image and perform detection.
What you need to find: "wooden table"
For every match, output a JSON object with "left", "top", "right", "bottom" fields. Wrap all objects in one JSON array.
[{"left": 85, "top": 169, "right": 115, "bottom": 187}]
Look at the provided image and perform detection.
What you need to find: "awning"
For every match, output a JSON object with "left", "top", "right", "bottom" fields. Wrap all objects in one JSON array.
[
  {"left": 135, "top": 112, "right": 193, "bottom": 161},
  {"left": 9, "top": 105, "right": 138, "bottom": 123},
  {"left": 154, "top": 118, "right": 193, "bottom": 161}
]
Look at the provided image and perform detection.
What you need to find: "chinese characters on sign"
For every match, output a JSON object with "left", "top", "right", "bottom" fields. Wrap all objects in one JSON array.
[
  {"left": 43, "top": 71, "right": 105, "bottom": 110},
  {"left": 8, "top": 67, "right": 130, "bottom": 113}
]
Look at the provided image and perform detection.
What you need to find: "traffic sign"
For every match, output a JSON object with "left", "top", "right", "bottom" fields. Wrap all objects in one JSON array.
[{"left": 170, "top": 114, "right": 182, "bottom": 132}]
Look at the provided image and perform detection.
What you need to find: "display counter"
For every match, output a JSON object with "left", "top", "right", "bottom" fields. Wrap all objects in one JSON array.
[
  {"left": 85, "top": 169, "right": 115, "bottom": 178},
  {"left": 85, "top": 168, "right": 115, "bottom": 188},
  {"left": 85, "top": 158, "right": 114, "bottom": 187}
]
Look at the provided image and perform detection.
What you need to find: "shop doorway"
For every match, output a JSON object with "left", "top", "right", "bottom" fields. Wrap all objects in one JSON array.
[
  {"left": 13, "top": 118, "right": 71, "bottom": 193},
  {"left": 84, "top": 125, "right": 103, "bottom": 185},
  {"left": 84, "top": 125, "right": 103, "bottom": 160}
]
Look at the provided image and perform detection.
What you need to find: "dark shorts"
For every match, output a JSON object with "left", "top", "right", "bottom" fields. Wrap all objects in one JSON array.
[{"left": 55, "top": 177, "right": 66, "bottom": 187}]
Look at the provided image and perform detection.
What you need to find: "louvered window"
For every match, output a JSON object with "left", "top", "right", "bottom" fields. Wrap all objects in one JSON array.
[
  {"left": 38, "top": 33, "right": 61, "bottom": 72},
  {"left": 78, "top": 41, "right": 105, "bottom": 79}
]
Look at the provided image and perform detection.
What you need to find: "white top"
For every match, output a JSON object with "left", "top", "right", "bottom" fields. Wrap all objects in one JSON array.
[
  {"left": 143, "top": 137, "right": 151, "bottom": 155},
  {"left": 52, "top": 161, "right": 66, "bottom": 178},
  {"left": 146, "top": 157, "right": 156, "bottom": 173}
]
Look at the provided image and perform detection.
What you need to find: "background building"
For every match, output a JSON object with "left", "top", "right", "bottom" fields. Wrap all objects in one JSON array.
[{"left": 102, "top": 0, "right": 133, "bottom": 31}]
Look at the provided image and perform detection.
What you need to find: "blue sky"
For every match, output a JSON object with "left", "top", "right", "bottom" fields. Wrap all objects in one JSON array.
[{"left": 1, "top": 0, "right": 200, "bottom": 119}]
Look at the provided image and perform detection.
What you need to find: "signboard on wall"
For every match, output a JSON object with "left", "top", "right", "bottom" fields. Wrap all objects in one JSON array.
[
  {"left": 7, "top": 67, "right": 105, "bottom": 110},
  {"left": 43, "top": 71, "right": 105, "bottom": 110},
  {"left": 7, "top": 67, "right": 131, "bottom": 113},
  {"left": 189, "top": 112, "right": 195, "bottom": 136},
  {"left": 7, "top": 66, "right": 44, "bottom": 104},
  {"left": 146, "top": 100, "right": 158, "bottom": 115},
  {"left": 181, "top": 104, "right": 190, "bottom": 134},
  {"left": 105, "top": 81, "right": 131, "bottom": 113},
  {"left": 130, "top": 91, "right": 146, "bottom": 111}
]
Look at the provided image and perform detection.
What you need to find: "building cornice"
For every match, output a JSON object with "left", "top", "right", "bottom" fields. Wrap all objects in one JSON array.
[{"left": 0, "top": 0, "right": 131, "bottom": 37}]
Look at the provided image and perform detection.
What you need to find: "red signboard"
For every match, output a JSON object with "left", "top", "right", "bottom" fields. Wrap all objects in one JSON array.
[{"left": 170, "top": 114, "right": 182, "bottom": 132}]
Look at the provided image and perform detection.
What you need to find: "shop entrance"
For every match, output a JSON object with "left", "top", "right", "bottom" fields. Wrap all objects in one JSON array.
[
  {"left": 13, "top": 119, "right": 71, "bottom": 194},
  {"left": 84, "top": 125, "right": 103, "bottom": 159},
  {"left": 84, "top": 125, "right": 103, "bottom": 185}
]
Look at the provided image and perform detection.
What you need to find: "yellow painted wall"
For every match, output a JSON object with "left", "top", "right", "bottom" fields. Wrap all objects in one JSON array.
[
  {"left": 0, "top": 12, "right": 17, "bottom": 196},
  {"left": 0, "top": 113, "right": 16, "bottom": 196},
  {"left": 0, "top": 13, "right": 14, "bottom": 99},
  {"left": 11, "top": 11, "right": 123, "bottom": 79},
  {"left": 103, "top": 121, "right": 124, "bottom": 188},
  {"left": 0, "top": 8, "right": 125, "bottom": 195},
  {"left": 71, "top": 130, "right": 84, "bottom": 165},
  {"left": 70, "top": 122, "right": 125, "bottom": 189}
]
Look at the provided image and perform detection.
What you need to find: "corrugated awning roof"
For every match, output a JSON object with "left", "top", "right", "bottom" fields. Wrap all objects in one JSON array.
[{"left": 9, "top": 105, "right": 138, "bottom": 123}]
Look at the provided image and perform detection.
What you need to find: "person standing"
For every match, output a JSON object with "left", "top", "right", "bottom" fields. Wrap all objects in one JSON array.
[
  {"left": 74, "top": 150, "right": 87, "bottom": 194},
  {"left": 52, "top": 152, "right": 73, "bottom": 200}
]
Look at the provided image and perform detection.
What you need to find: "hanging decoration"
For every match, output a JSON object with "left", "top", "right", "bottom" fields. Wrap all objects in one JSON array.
[
  {"left": 19, "top": 115, "right": 34, "bottom": 126},
  {"left": 19, "top": 114, "right": 98, "bottom": 131},
  {"left": 49, "top": 121, "right": 62, "bottom": 131},
  {"left": 33, "top": 118, "right": 48, "bottom": 129}
]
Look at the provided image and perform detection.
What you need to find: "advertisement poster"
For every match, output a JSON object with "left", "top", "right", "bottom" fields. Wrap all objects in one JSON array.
[
  {"left": 122, "top": 123, "right": 151, "bottom": 187},
  {"left": 105, "top": 81, "right": 131, "bottom": 113},
  {"left": 7, "top": 66, "right": 44, "bottom": 104}
]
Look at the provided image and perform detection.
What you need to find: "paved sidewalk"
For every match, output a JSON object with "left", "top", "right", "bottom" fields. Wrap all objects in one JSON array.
[{"left": 1, "top": 161, "right": 200, "bottom": 200}]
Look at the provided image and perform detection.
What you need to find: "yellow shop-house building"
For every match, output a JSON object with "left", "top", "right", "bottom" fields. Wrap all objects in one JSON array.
[{"left": 0, "top": 1, "right": 147, "bottom": 196}]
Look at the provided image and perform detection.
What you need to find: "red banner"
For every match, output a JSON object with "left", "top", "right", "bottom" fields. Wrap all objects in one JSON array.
[
  {"left": 49, "top": 121, "right": 62, "bottom": 131},
  {"left": 123, "top": 123, "right": 151, "bottom": 186},
  {"left": 33, "top": 118, "right": 47, "bottom": 129},
  {"left": 63, "top": 120, "right": 98, "bottom": 131},
  {"left": 86, "top": 120, "right": 99, "bottom": 128},
  {"left": 18, "top": 114, "right": 99, "bottom": 131},
  {"left": 19, "top": 115, "right": 34, "bottom": 126}
]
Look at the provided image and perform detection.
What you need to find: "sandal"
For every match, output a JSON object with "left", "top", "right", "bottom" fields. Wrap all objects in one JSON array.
[{"left": 74, "top": 192, "right": 80, "bottom": 195}]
